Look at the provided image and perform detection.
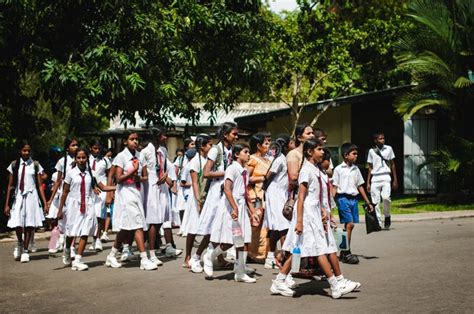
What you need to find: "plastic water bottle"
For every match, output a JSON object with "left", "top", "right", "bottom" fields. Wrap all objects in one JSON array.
[
  {"left": 232, "top": 220, "right": 245, "bottom": 248},
  {"left": 291, "top": 245, "right": 301, "bottom": 273},
  {"left": 48, "top": 226, "right": 60, "bottom": 251}
]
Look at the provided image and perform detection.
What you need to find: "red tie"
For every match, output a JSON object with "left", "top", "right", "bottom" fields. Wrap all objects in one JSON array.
[
  {"left": 242, "top": 169, "right": 248, "bottom": 199},
  {"left": 92, "top": 159, "right": 96, "bottom": 171},
  {"left": 80, "top": 172, "right": 86, "bottom": 214},
  {"left": 158, "top": 151, "right": 164, "bottom": 177},
  {"left": 19, "top": 163, "right": 26, "bottom": 193}
]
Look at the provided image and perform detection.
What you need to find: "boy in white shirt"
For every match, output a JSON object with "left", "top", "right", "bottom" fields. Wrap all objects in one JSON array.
[
  {"left": 366, "top": 132, "right": 398, "bottom": 229},
  {"left": 332, "top": 143, "right": 373, "bottom": 264}
]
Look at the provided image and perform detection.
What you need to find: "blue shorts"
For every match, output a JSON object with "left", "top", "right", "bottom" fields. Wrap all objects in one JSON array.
[{"left": 336, "top": 195, "right": 359, "bottom": 224}]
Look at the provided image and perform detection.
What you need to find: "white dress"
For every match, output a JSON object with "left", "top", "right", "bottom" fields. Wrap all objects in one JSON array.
[
  {"left": 184, "top": 154, "right": 207, "bottom": 235},
  {"left": 90, "top": 155, "right": 109, "bottom": 219},
  {"left": 263, "top": 154, "right": 290, "bottom": 231},
  {"left": 282, "top": 160, "right": 330, "bottom": 257},
  {"left": 47, "top": 155, "right": 74, "bottom": 223},
  {"left": 7, "top": 158, "right": 45, "bottom": 228},
  {"left": 320, "top": 170, "right": 337, "bottom": 255},
  {"left": 197, "top": 144, "right": 232, "bottom": 235},
  {"left": 210, "top": 162, "right": 251, "bottom": 245},
  {"left": 112, "top": 148, "right": 147, "bottom": 232},
  {"left": 63, "top": 167, "right": 98, "bottom": 237},
  {"left": 174, "top": 156, "right": 189, "bottom": 212},
  {"left": 178, "top": 164, "right": 193, "bottom": 236}
]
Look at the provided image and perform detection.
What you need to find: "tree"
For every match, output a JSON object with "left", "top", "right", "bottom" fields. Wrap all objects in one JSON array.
[
  {"left": 265, "top": 0, "right": 411, "bottom": 135},
  {"left": 395, "top": 0, "right": 474, "bottom": 191}
]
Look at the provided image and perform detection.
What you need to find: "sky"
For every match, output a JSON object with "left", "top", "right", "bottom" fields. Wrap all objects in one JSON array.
[{"left": 267, "top": 0, "right": 298, "bottom": 12}]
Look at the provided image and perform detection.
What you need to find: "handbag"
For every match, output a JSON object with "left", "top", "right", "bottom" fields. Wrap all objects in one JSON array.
[
  {"left": 282, "top": 191, "right": 296, "bottom": 221},
  {"left": 363, "top": 203, "right": 381, "bottom": 234}
]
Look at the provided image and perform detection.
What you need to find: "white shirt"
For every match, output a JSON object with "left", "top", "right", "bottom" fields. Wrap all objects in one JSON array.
[
  {"left": 224, "top": 162, "right": 248, "bottom": 201},
  {"left": 268, "top": 154, "right": 288, "bottom": 190},
  {"left": 189, "top": 154, "right": 207, "bottom": 176},
  {"left": 64, "top": 167, "right": 93, "bottom": 198},
  {"left": 89, "top": 155, "right": 108, "bottom": 184},
  {"left": 207, "top": 144, "right": 232, "bottom": 173},
  {"left": 55, "top": 155, "right": 75, "bottom": 177},
  {"left": 298, "top": 160, "right": 322, "bottom": 206},
  {"left": 113, "top": 148, "right": 143, "bottom": 186},
  {"left": 332, "top": 162, "right": 365, "bottom": 196},
  {"left": 7, "top": 158, "right": 44, "bottom": 194},
  {"left": 141, "top": 143, "right": 158, "bottom": 183},
  {"left": 367, "top": 145, "right": 395, "bottom": 183}
]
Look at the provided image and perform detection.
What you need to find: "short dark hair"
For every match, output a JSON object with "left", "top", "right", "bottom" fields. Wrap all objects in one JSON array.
[
  {"left": 183, "top": 137, "right": 194, "bottom": 150},
  {"left": 313, "top": 128, "right": 327, "bottom": 139},
  {"left": 373, "top": 132, "right": 384, "bottom": 140},
  {"left": 232, "top": 143, "right": 250, "bottom": 160},
  {"left": 322, "top": 148, "right": 331, "bottom": 162},
  {"left": 341, "top": 142, "right": 358, "bottom": 157}
]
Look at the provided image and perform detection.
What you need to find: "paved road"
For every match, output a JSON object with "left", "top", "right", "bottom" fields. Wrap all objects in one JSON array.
[{"left": 1, "top": 218, "right": 473, "bottom": 313}]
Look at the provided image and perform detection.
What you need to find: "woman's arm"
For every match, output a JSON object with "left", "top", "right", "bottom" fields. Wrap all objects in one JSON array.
[
  {"left": 3, "top": 174, "right": 13, "bottom": 215},
  {"left": 57, "top": 183, "right": 70, "bottom": 219},
  {"left": 295, "top": 182, "right": 308, "bottom": 235}
]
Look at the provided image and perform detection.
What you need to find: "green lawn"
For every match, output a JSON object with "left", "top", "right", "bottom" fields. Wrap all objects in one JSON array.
[{"left": 334, "top": 196, "right": 474, "bottom": 215}]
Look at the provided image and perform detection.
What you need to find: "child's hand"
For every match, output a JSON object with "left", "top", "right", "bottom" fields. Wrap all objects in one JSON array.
[
  {"left": 132, "top": 159, "right": 139, "bottom": 171},
  {"left": 295, "top": 221, "right": 303, "bottom": 235},
  {"left": 93, "top": 187, "right": 101, "bottom": 195},
  {"left": 46, "top": 200, "right": 52, "bottom": 211},
  {"left": 366, "top": 183, "right": 371, "bottom": 192},
  {"left": 57, "top": 209, "right": 63, "bottom": 220},
  {"left": 330, "top": 215, "right": 337, "bottom": 229},
  {"left": 392, "top": 180, "right": 398, "bottom": 191},
  {"left": 231, "top": 208, "right": 238, "bottom": 221},
  {"left": 157, "top": 173, "right": 168, "bottom": 185},
  {"left": 366, "top": 203, "right": 374, "bottom": 212},
  {"left": 4, "top": 206, "right": 10, "bottom": 216}
]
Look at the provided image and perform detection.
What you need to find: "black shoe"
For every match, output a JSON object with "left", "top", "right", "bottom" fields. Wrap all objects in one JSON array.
[
  {"left": 340, "top": 251, "right": 359, "bottom": 264},
  {"left": 384, "top": 216, "right": 391, "bottom": 229}
]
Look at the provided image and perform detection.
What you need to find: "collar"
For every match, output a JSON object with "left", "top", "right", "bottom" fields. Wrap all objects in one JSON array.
[
  {"left": 123, "top": 147, "right": 138, "bottom": 161},
  {"left": 234, "top": 162, "right": 245, "bottom": 174},
  {"left": 20, "top": 158, "right": 33, "bottom": 166},
  {"left": 341, "top": 161, "right": 356, "bottom": 169}
]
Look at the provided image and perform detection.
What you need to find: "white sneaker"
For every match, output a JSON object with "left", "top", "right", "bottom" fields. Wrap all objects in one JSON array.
[
  {"left": 58, "top": 234, "right": 65, "bottom": 249},
  {"left": 20, "top": 252, "right": 30, "bottom": 263},
  {"left": 234, "top": 273, "right": 256, "bottom": 283},
  {"left": 331, "top": 281, "right": 355, "bottom": 299},
  {"left": 340, "top": 278, "right": 361, "bottom": 290},
  {"left": 56, "top": 237, "right": 63, "bottom": 252},
  {"left": 233, "top": 265, "right": 255, "bottom": 275},
  {"left": 95, "top": 239, "right": 103, "bottom": 251},
  {"left": 13, "top": 244, "right": 21, "bottom": 261},
  {"left": 105, "top": 255, "right": 122, "bottom": 268},
  {"left": 203, "top": 250, "right": 214, "bottom": 277},
  {"left": 150, "top": 256, "right": 164, "bottom": 266},
  {"left": 100, "top": 232, "right": 109, "bottom": 242},
  {"left": 270, "top": 279, "right": 295, "bottom": 297},
  {"left": 70, "top": 246, "right": 76, "bottom": 259},
  {"left": 264, "top": 258, "right": 275, "bottom": 269},
  {"left": 48, "top": 248, "right": 58, "bottom": 254},
  {"left": 120, "top": 250, "right": 131, "bottom": 262},
  {"left": 88, "top": 243, "right": 95, "bottom": 251},
  {"left": 225, "top": 247, "right": 236, "bottom": 262},
  {"left": 71, "top": 260, "right": 89, "bottom": 271},
  {"left": 165, "top": 244, "right": 183, "bottom": 257},
  {"left": 190, "top": 258, "right": 203, "bottom": 273},
  {"left": 285, "top": 274, "right": 298, "bottom": 289},
  {"left": 30, "top": 242, "right": 38, "bottom": 253},
  {"left": 62, "top": 250, "right": 72, "bottom": 266},
  {"left": 140, "top": 258, "right": 158, "bottom": 271}
]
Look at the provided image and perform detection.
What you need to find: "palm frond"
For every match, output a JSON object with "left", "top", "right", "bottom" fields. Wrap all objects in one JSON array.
[{"left": 454, "top": 76, "right": 474, "bottom": 89}]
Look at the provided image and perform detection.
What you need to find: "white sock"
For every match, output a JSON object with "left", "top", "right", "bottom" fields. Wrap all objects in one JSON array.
[
  {"left": 149, "top": 250, "right": 156, "bottom": 258},
  {"left": 267, "top": 251, "right": 275, "bottom": 260},
  {"left": 328, "top": 275, "right": 338, "bottom": 289},
  {"left": 109, "top": 247, "right": 118, "bottom": 257},
  {"left": 336, "top": 274, "right": 344, "bottom": 281},
  {"left": 237, "top": 252, "right": 245, "bottom": 273},
  {"left": 140, "top": 252, "right": 147, "bottom": 260},
  {"left": 276, "top": 272, "right": 287, "bottom": 281},
  {"left": 123, "top": 244, "right": 130, "bottom": 252},
  {"left": 243, "top": 251, "right": 248, "bottom": 268},
  {"left": 213, "top": 246, "right": 223, "bottom": 258},
  {"left": 75, "top": 255, "right": 82, "bottom": 262},
  {"left": 193, "top": 254, "right": 200, "bottom": 261}
]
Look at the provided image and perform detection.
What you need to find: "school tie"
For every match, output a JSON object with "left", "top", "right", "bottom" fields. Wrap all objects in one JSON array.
[
  {"left": 242, "top": 169, "right": 248, "bottom": 199},
  {"left": 131, "top": 157, "right": 141, "bottom": 189},
  {"left": 19, "top": 162, "right": 26, "bottom": 193},
  {"left": 80, "top": 172, "right": 86, "bottom": 214},
  {"left": 92, "top": 159, "right": 96, "bottom": 171}
]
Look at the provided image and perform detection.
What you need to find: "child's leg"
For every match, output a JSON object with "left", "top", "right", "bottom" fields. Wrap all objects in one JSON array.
[
  {"left": 77, "top": 236, "right": 88, "bottom": 256},
  {"left": 23, "top": 227, "right": 34, "bottom": 251},
  {"left": 164, "top": 228, "right": 173, "bottom": 245},
  {"left": 104, "top": 214, "right": 111, "bottom": 234},
  {"left": 381, "top": 182, "right": 392, "bottom": 218},
  {"left": 370, "top": 183, "right": 383, "bottom": 226},
  {"left": 148, "top": 224, "right": 157, "bottom": 252},
  {"left": 316, "top": 254, "right": 334, "bottom": 278},
  {"left": 344, "top": 222, "right": 354, "bottom": 246},
  {"left": 134, "top": 229, "right": 146, "bottom": 253},
  {"left": 185, "top": 233, "right": 196, "bottom": 263},
  {"left": 196, "top": 234, "right": 210, "bottom": 257},
  {"left": 15, "top": 227, "right": 23, "bottom": 244},
  {"left": 327, "top": 253, "right": 342, "bottom": 277}
]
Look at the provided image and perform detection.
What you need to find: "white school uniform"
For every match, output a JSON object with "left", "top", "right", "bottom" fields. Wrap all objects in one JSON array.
[
  {"left": 112, "top": 148, "right": 147, "bottom": 232},
  {"left": 210, "top": 162, "right": 251, "bottom": 245},
  {"left": 167, "top": 161, "right": 180, "bottom": 226},
  {"left": 332, "top": 162, "right": 365, "bottom": 196},
  {"left": 263, "top": 154, "right": 290, "bottom": 231},
  {"left": 141, "top": 143, "right": 165, "bottom": 225},
  {"left": 368, "top": 145, "right": 395, "bottom": 221},
  {"left": 63, "top": 167, "right": 98, "bottom": 237},
  {"left": 174, "top": 156, "right": 189, "bottom": 212},
  {"left": 46, "top": 155, "right": 75, "bottom": 220},
  {"left": 184, "top": 154, "right": 207, "bottom": 235},
  {"left": 282, "top": 160, "right": 333, "bottom": 257},
  {"left": 197, "top": 144, "right": 232, "bottom": 235},
  {"left": 89, "top": 155, "right": 109, "bottom": 219},
  {"left": 319, "top": 170, "right": 337, "bottom": 255},
  {"left": 178, "top": 163, "right": 193, "bottom": 236},
  {"left": 6, "top": 158, "right": 45, "bottom": 228}
]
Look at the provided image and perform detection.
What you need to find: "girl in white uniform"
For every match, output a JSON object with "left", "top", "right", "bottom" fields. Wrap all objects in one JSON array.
[
  {"left": 3, "top": 140, "right": 47, "bottom": 263},
  {"left": 185, "top": 134, "right": 212, "bottom": 270},
  {"left": 203, "top": 144, "right": 259, "bottom": 283},
  {"left": 47, "top": 138, "right": 78, "bottom": 257},
  {"left": 191, "top": 123, "right": 238, "bottom": 272},
  {"left": 271, "top": 139, "right": 358, "bottom": 298},
  {"left": 104, "top": 131, "right": 157, "bottom": 271},
  {"left": 177, "top": 147, "right": 195, "bottom": 236},
  {"left": 57, "top": 148, "right": 115, "bottom": 271},
  {"left": 263, "top": 135, "right": 291, "bottom": 269}
]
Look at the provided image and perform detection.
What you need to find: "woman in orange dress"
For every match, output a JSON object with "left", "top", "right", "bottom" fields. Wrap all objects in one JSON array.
[{"left": 246, "top": 133, "right": 272, "bottom": 262}]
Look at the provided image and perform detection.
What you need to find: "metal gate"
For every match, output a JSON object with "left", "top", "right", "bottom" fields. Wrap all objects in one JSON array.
[{"left": 403, "top": 115, "right": 437, "bottom": 194}]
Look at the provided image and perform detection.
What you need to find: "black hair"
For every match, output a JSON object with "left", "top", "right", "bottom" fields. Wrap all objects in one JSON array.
[
  {"left": 373, "top": 132, "right": 384, "bottom": 140},
  {"left": 175, "top": 148, "right": 185, "bottom": 155},
  {"left": 249, "top": 133, "right": 266, "bottom": 154},
  {"left": 313, "top": 128, "right": 327, "bottom": 140},
  {"left": 275, "top": 134, "right": 291, "bottom": 154},
  {"left": 195, "top": 134, "right": 212, "bottom": 152},
  {"left": 75, "top": 148, "right": 97, "bottom": 188},
  {"left": 232, "top": 143, "right": 250, "bottom": 160},
  {"left": 183, "top": 137, "right": 194, "bottom": 150},
  {"left": 12, "top": 140, "right": 31, "bottom": 185},
  {"left": 121, "top": 131, "right": 139, "bottom": 150},
  {"left": 216, "top": 122, "right": 238, "bottom": 142},
  {"left": 303, "top": 139, "right": 324, "bottom": 159},
  {"left": 89, "top": 138, "right": 101, "bottom": 148},
  {"left": 322, "top": 148, "right": 331, "bottom": 162},
  {"left": 294, "top": 124, "right": 312, "bottom": 147},
  {"left": 341, "top": 142, "right": 358, "bottom": 158},
  {"left": 62, "top": 138, "right": 76, "bottom": 178}
]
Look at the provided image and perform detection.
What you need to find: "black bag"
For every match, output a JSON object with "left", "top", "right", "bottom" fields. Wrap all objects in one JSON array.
[{"left": 363, "top": 203, "right": 381, "bottom": 234}]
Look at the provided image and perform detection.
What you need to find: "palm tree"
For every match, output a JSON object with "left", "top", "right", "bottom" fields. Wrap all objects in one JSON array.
[{"left": 395, "top": 0, "right": 474, "bottom": 192}]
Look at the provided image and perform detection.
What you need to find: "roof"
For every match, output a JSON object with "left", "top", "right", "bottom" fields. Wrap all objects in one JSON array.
[{"left": 234, "top": 85, "right": 412, "bottom": 124}]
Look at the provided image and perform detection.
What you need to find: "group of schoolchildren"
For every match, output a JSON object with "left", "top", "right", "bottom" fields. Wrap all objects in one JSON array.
[{"left": 3, "top": 122, "right": 398, "bottom": 299}]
